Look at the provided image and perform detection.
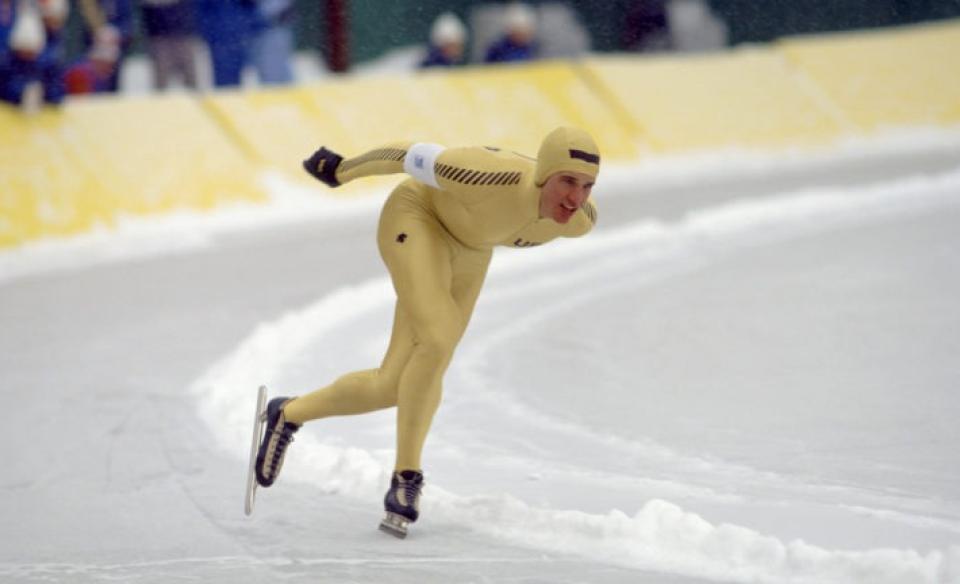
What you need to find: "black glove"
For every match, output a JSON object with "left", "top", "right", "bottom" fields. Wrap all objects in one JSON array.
[{"left": 302, "top": 146, "right": 343, "bottom": 187}]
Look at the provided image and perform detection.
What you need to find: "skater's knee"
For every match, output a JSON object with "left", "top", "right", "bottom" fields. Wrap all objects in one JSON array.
[
  {"left": 415, "top": 320, "right": 462, "bottom": 357},
  {"left": 370, "top": 369, "right": 400, "bottom": 406}
]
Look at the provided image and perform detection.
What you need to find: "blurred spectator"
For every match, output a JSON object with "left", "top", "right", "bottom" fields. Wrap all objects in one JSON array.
[
  {"left": 195, "top": 0, "right": 259, "bottom": 87},
  {"left": 484, "top": 2, "right": 538, "bottom": 64},
  {"left": 0, "top": 4, "right": 64, "bottom": 109},
  {"left": 63, "top": 21, "right": 122, "bottom": 94},
  {"left": 140, "top": 0, "right": 200, "bottom": 90},
  {"left": 0, "top": 0, "right": 14, "bottom": 53},
  {"left": 667, "top": 0, "right": 727, "bottom": 52},
  {"left": 251, "top": 0, "right": 295, "bottom": 85},
  {"left": 77, "top": 0, "right": 134, "bottom": 92},
  {"left": 420, "top": 11, "right": 466, "bottom": 68},
  {"left": 39, "top": 0, "right": 69, "bottom": 52},
  {"left": 623, "top": 0, "right": 672, "bottom": 52},
  {"left": 534, "top": 3, "right": 589, "bottom": 59},
  {"left": 38, "top": 0, "right": 68, "bottom": 95}
]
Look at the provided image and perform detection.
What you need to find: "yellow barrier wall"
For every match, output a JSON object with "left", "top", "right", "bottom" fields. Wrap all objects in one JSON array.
[
  {"left": 582, "top": 48, "right": 847, "bottom": 152},
  {"left": 778, "top": 20, "right": 960, "bottom": 130},
  {"left": 1, "top": 105, "right": 107, "bottom": 247},
  {"left": 2, "top": 20, "right": 959, "bottom": 250},
  {"left": 1, "top": 95, "right": 264, "bottom": 248}
]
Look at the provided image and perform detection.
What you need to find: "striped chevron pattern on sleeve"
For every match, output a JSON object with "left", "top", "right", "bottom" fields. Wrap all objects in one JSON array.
[{"left": 434, "top": 164, "right": 523, "bottom": 187}]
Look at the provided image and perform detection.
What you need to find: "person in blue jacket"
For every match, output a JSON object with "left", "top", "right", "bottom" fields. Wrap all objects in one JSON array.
[
  {"left": 195, "top": 0, "right": 260, "bottom": 87},
  {"left": 484, "top": 3, "right": 538, "bottom": 64},
  {"left": 251, "top": 0, "right": 295, "bottom": 85},
  {"left": 0, "top": 5, "right": 64, "bottom": 107},
  {"left": 1, "top": 0, "right": 16, "bottom": 55},
  {"left": 420, "top": 12, "right": 467, "bottom": 69},
  {"left": 38, "top": 0, "right": 68, "bottom": 98}
]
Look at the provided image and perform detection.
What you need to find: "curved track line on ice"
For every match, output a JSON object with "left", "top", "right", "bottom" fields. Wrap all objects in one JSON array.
[{"left": 190, "top": 168, "right": 960, "bottom": 584}]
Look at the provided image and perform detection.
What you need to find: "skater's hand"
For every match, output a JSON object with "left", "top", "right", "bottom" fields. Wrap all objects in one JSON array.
[{"left": 302, "top": 146, "right": 343, "bottom": 187}]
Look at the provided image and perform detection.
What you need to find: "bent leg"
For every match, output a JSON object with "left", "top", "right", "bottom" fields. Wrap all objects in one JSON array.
[
  {"left": 282, "top": 302, "right": 415, "bottom": 424},
  {"left": 282, "top": 187, "right": 446, "bottom": 428},
  {"left": 282, "top": 370, "right": 393, "bottom": 423},
  {"left": 281, "top": 186, "right": 492, "bottom": 473},
  {"left": 385, "top": 216, "right": 494, "bottom": 470},
  {"left": 378, "top": 208, "right": 466, "bottom": 471},
  {"left": 451, "top": 247, "right": 493, "bottom": 331}
]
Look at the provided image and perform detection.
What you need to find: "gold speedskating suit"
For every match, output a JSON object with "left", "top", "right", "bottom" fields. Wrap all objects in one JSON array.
[{"left": 285, "top": 129, "right": 599, "bottom": 472}]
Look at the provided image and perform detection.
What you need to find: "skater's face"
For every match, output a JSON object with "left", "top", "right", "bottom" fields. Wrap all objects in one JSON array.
[{"left": 539, "top": 171, "right": 594, "bottom": 224}]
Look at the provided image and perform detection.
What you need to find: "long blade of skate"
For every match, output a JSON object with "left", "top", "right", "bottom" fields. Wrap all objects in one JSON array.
[
  {"left": 244, "top": 385, "right": 269, "bottom": 516},
  {"left": 378, "top": 513, "right": 409, "bottom": 539}
]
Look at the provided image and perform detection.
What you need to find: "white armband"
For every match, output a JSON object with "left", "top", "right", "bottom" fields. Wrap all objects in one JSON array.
[{"left": 403, "top": 142, "right": 446, "bottom": 188}]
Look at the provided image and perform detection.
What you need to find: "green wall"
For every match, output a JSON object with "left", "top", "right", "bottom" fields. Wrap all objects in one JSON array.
[
  {"left": 344, "top": 0, "right": 960, "bottom": 63},
  {"left": 59, "top": 0, "right": 960, "bottom": 66}
]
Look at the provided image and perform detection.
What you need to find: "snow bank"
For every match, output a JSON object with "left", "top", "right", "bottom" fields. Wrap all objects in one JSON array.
[
  {"left": 190, "top": 163, "right": 960, "bottom": 583},
  {"left": 0, "top": 171, "right": 386, "bottom": 284},
  {"left": 430, "top": 495, "right": 950, "bottom": 584}
]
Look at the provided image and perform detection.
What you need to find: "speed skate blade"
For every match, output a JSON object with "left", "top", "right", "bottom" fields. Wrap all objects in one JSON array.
[
  {"left": 244, "top": 385, "right": 269, "bottom": 516},
  {"left": 378, "top": 513, "right": 409, "bottom": 539}
]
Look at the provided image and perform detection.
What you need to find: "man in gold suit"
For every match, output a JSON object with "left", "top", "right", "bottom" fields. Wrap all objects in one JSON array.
[{"left": 255, "top": 126, "right": 600, "bottom": 537}]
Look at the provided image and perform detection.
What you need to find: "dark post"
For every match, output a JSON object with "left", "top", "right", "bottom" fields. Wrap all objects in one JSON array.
[{"left": 326, "top": 0, "right": 349, "bottom": 72}]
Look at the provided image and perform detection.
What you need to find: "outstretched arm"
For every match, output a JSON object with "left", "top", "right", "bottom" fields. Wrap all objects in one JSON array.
[
  {"left": 303, "top": 142, "right": 415, "bottom": 187},
  {"left": 302, "top": 142, "right": 515, "bottom": 195}
]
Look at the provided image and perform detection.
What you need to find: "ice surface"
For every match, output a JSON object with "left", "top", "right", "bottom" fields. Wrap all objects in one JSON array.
[{"left": 2, "top": 129, "right": 960, "bottom": 583}]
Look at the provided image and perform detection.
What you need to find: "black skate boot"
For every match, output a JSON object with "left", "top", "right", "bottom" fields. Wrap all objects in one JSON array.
[
  {"left": 254, "top": 397, "right": 300, "bottom": 487},
  {"left": 379, "top": 470, "right": 424, "bottom": 539}
]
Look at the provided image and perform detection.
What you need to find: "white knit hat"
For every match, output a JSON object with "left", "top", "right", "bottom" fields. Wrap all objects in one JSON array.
[
  {"left": 430, "top": 12, "right": 465, "bottom": 46},
  {"left": 10, "top": 7, "right": 46, "bottom": 52},
  {"left": 505, "top": 3, "right": 536, "bottom": 33}
]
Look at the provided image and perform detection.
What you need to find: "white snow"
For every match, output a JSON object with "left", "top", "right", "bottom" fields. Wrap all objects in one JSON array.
[{"left": 3, "top": 127, "right": 960, "bottom": 583}]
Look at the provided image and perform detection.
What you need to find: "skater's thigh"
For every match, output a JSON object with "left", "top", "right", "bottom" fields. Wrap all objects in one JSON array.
[
  {"left": 378, "top": 194, "right": 463, "bottom": 345},
  {"left": 377, "top": 248, "right": 487, "bottom": 386},
  {"left": 451, "top": 247, "right": 492, "bottom": 326}
]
